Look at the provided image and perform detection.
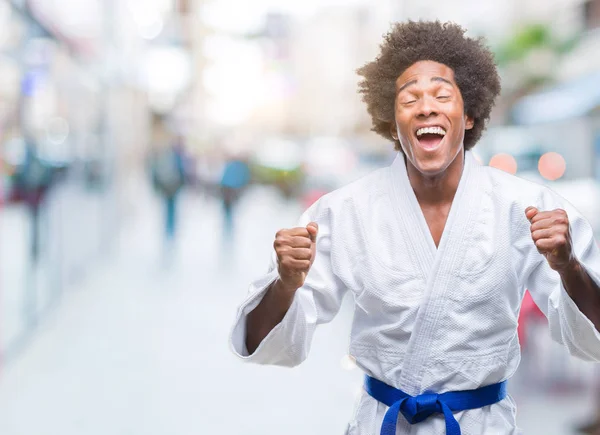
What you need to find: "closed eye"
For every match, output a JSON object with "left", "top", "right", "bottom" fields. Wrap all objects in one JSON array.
[
  {"left": 436, "top": 95, "right": 450, "bottom": 100},
  {"left": 402, "top": 100, "right": 417, "bottom": 105}
]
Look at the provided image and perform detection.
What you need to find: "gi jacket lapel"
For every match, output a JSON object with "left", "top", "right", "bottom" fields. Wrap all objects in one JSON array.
[{"left": 388, "top": 151, "right": 483, "bottom": 393}]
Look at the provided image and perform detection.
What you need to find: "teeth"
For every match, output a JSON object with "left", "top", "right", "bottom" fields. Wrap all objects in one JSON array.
[{"left": 416, "top": 126, "right": 446, "bottom": 137}]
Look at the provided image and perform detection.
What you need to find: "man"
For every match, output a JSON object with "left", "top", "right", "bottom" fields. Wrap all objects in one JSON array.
[
  {"left": 219, "top": 155, "right": 251, "bottom": 236},
  {"left": 150, "top": 135, "right": 186, "bottom": 246},
  {"left": 229, "top": 21, "right": 600, "bottom": 434},
  {"left": 13, "top": 140, "right": 54, "bottom": 263}
]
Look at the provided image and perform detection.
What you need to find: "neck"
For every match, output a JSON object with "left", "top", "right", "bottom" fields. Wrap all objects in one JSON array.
[{"left": 406, "top": 151, "right": 465, "bottom": 205}]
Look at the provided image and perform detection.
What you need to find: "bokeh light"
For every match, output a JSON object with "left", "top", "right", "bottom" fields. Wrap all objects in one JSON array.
[
  {"left": 538, "top": 152, "right": 566, "bottom": 181},
  {"left": 488, "top": 153, "right": 518, "bottom": 174}
]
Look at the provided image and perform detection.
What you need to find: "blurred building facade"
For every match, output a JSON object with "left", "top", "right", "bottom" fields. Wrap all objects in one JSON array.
[{"left": 0, "top": 0, "right": 188, "bottom": 363}]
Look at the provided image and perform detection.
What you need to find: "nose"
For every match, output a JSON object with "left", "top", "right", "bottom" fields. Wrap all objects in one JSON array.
[{"left": 416, "top": 95, "right": 438, "bottom": 118}]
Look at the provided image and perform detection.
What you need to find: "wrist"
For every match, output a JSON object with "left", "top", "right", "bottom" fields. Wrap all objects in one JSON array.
[
  {"left": 264, "top": 279, "right": 297, "bottom": 319},
  {"left": 274, "top": 278, "right": 300, "bottom": 294},
  {"left": 556, "top": 257, "right": 582, "bottom": 277}
]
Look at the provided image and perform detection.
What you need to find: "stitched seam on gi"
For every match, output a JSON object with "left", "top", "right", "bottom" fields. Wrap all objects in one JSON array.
[
  {"left": 431, "top": 347, "right": 508, "bottom": 364},
  {"left": 350, "top": 344, "right": 406, "bottom": 363},
  {"left": 387, "top": 162, "right": 432, "bottom": 280},
  {"left": 453, "top": 173, "right": 498, "bottom": 278}
]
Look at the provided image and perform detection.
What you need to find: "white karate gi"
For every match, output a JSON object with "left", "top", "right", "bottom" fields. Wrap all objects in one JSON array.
[{"left": 230, "top": 151, "right": 600, "bottom": 434}]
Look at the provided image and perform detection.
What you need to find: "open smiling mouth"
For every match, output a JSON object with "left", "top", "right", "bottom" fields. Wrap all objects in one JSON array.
[{"left": 415, "top": 126, "right": 446, "bottom": 150}]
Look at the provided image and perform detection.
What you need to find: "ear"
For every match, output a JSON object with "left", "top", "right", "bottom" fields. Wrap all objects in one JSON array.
[
  {"left": 465, "top": 116, "right": 474, "bottom": 130},
  {"left": 389, "top": 122, "right": 398, "bottom": 140}
]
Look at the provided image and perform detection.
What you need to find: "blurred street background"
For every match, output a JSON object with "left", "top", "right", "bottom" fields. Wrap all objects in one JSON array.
[{"left": 0, "top": 0, "right": 600, "bottom": 434}]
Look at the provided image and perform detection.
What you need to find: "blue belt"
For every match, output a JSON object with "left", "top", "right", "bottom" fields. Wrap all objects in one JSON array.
[{"left": 364, "top": 375, "right": 507, "bottom": 435}]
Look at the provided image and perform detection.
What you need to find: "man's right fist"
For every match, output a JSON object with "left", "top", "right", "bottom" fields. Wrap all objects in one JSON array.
[{"left": 273, "top": 222, "right": 318, "bottom": 292}]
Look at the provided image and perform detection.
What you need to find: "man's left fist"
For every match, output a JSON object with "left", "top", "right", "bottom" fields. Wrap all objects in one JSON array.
[{"left": 526, "top": 206, "right": 575, "bottom": 272}]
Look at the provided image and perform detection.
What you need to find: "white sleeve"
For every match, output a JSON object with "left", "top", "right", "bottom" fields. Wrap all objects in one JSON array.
[
  {"left": 229, "top": 200, "right": 347, "bottom": 367},
  {"left": 523, "top": 188, "right": 600, "bottom": 361}
]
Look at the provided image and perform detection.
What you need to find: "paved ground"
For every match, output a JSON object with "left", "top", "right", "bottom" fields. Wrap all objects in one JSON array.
[{"left": 0, "top": 184, "right": 598, "bottom": 434}]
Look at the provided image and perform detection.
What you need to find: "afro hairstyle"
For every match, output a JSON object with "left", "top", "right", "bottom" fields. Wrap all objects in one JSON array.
[{"left": 357, "top": 20, "right": 501, "bottom": 151}]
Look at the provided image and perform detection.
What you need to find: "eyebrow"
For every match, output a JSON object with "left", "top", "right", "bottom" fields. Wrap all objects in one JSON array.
[{"left": 397, "top": 76, "right": 454, "bottom": 94}]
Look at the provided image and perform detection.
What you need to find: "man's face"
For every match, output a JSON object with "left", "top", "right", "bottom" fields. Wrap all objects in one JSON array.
[{"left": 392, "top": 60, "right": 474, "bottom": 176}]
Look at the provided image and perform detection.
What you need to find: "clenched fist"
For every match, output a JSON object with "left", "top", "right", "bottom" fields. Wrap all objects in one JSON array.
[
  {"left": 274, "top": 222, "right": 319, "bottom": 292},
  {"left": 526, "top": 206, "right": 575, "bottom": 272}
]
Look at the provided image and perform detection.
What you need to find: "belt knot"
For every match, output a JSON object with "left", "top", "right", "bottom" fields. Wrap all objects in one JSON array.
[{"left": 401, "top": 393, "right": 441, "bottom": 424}]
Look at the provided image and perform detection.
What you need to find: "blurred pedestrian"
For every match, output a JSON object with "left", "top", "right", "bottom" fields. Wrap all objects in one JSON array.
[
  {"left": 150, "top": 135, "right": 186, "bottom": 250},
  {"left": 219, "top": 156, "right": 250, "bottom": 237},
  {"left": 12, "top": 139, "right": 53, "bottom": 263}
]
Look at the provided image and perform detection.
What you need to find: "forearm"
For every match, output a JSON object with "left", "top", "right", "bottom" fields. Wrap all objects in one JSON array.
[
  {"left": 245, "top": 279, "right": 297, "bottom": 354},
  {"left": 559, "top": 260, "right": 600, "bottom": 331}
]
